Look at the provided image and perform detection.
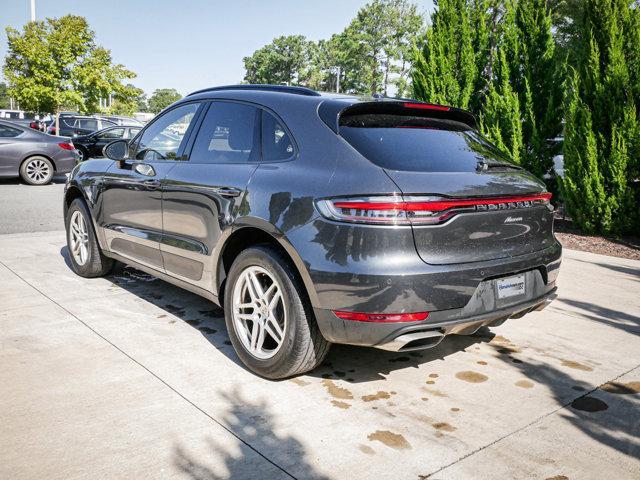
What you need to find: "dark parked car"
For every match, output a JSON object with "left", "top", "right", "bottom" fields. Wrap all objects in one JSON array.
[
  {"left": 102, "top": 115, "right": 144, "bottom": 126},
  {"left": 48, "top": 115, "right": 117, "bottom": 137},
  {"left": 0, "top": 119, "right": 77, "bottom": 185},
  {"left": 63, "top": 85, "right": 561, "bottom": 379},
  {"left": 73, "top": 125, "right": 142, "bottom": 161}
]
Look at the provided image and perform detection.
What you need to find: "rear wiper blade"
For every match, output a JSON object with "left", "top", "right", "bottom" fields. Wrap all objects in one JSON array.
[{"left": 477, "top": 160, "right": 523, "bottom": 172}]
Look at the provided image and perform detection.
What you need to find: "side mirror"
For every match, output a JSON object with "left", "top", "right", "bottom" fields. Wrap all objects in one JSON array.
[{"left": 103, "top": 139, "right": 129, "bottom": 161}]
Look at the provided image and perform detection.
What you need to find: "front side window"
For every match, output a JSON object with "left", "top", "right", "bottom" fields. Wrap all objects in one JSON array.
[
  {"left": 261, "top": 111, "right": 295, "bottom": 162},
  {"left": 190, "top": 102, "right": 260, "bottom": 164},
  {"left": 133, "top": 103, "right": 199, "bottom": 161},
  {"left": 99, "top": 128, "right": 125, "bottom": 139},
  {"left": 0, "top": 125, "right": 22, "bottom": 138}
]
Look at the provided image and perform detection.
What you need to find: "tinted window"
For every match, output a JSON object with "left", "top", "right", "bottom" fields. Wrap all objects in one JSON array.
[
  {"left": 128, "top": 127, "right": 141, "bottom": 138},
  {"left": 190, "top": 102, "right": 260, "bottom": 164},
  {"left": 339, "top": 114, "right": 514, "bottom": 172},
  {"left": 79, "top": 119, "right": 99, "bottom": 130},
  {"left": 134, "top": 103, "right": 199, "bottom": 160},
  {"left": 0, "top": 125, "right": 22, "bottom": 137},
  {"left": 262, "top": 111, "right": 294, "bottom": 161},
  {"left": 99, "top": 128, "right": 125, "bottom": 139}
]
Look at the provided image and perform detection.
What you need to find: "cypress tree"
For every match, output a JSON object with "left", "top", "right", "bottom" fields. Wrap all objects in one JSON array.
[
  {"left": 411, "top": 0, "right": 477, "bottom": 109},
  {"left": 562, "top": 0, "right": 639, "bottom": 234}
]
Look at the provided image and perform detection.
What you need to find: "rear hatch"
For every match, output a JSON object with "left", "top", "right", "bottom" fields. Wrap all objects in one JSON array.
[{"left": 338, "top": 102, "right": 555, "bottom": 265}]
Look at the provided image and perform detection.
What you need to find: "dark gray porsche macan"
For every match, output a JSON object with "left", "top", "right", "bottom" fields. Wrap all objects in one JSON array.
[{"left": 63, "top": 84, "right": 561, "bottom": 379}]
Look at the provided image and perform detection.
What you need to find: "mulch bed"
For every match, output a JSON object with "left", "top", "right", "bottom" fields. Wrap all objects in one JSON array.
[{"left": 554, "top": 218, "right": 640, "bottom": 261}]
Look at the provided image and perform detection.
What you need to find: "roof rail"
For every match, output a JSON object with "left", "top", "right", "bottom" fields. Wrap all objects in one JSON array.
[{"left": 187, "top": 84, "right": 321, "bottom": 97}]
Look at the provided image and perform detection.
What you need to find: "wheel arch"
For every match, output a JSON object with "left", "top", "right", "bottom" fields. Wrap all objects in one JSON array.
[{"left": 216, "top": 223, "right": 319, "bottom": 308}]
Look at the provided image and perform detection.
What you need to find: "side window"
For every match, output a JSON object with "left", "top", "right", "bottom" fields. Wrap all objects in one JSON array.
[
  {"left": 0, "top": 125, "right": 22, "bottom": 138},
  {"left": 99, "top": 128, "right": 125, "bottom": 139},
  {"left": 133, "top": 103, "right": 199, "bottom": 161},
  {"left": 261, "top": 111, "right": 295, "bottom": 162},
  {"left": 128, "top": 127, "right": 141, "bottom": 139},
  {"left": 190, "top": 102, "right": 260, "bottom": 164},
  {"left": 80, "top": 119, "right": 99, "bottom": 130}
]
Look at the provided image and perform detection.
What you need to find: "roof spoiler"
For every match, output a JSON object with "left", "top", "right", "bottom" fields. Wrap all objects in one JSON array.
[{"left": 319, "top": 100, "right": 477, "bottom": 132}]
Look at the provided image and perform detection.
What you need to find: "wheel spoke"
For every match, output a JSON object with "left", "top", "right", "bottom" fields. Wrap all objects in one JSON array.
[
  {"left": 248, "top": 271, "right": 264, "bottom": 298},
  {"left": 265, "top": 315, "right": 284, "bottom": 344}
]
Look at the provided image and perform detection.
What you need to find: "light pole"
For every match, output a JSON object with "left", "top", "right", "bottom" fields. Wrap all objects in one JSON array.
[
  {"left": 330, "top": 66, "right": 341, "bottom": 93},
  {"left": 30, "top": 0, "right": 35, "bottom": 22}
]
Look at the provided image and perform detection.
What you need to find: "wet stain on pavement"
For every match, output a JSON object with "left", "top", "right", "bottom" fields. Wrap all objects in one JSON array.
[
  {"left": 422, "top": 387, "right": 448, "bottom": 397},
  {"left": 322, "top": 379, "right": 353, "bottom": 400},
  {"left": 450, "top": 407, "right": 460, "bottom": 412},
  {"left": 186, "top": 319, "right": 201, "bottom": 326},
  {"left": 157, "top": 314, "right": 167, "bottom": 319},
  {"left": 367, "top": 430, "right": 412, "bottom": 450},
  {"left": 515, "top": 380, "right": 534, "bottom": 389},
  {"left": 426, "top": 380, "right": 436, "bottom": 385},
  {"left": 428, "top": 373, "right": 439, "bottom": 378},
  {"left": 290, "top": 378, "right": 310, "bottom": 387},
  {"left": 331, "top": 400, "right": 351, "bottom": 410},
  {"left": 389, "top": 356, "right": 411, "bottom": 363},
  {"left": 198, "top": 309, "right": 222, "bottom": 318},
  {"left": 362, "top": 391, "right": 391, "bottom": 402},
  {"left": 432, "top": 422, "right": 456, "bottom": 432},
  {"left": 477, "top": 360, "right": 488, "bottom": 365},
  {"left": 572, "top": 385, "right": 586, "bottom": 392},
  {"left": 164, "top": 304, "right": 185, "bottom": 316},
  {"left": 358, "top": 444, "right": 375, "bottom": 455},
  {"left": 561, "top": 359, "right": 593, "bottom": 371},
  {"left": 545, "top": 476, "right": 569, "bottom": 480},
  {"left": 455, "top": 371, "right": 488, "bottom": 383},
  {"left": 198, "top": 327, "right": 217, "bottom": 334},
  {"left": 601, "top": 381, "right": 640, "bottom": 394},
  {"left": 570, "top": 396, "right": 608, "bottom": 412},
  {"left": 223, "top": 340, "right": 232, "bottom": 346},
  {"left": 333, "top": 371, "right": 346, "bottom": 377}
]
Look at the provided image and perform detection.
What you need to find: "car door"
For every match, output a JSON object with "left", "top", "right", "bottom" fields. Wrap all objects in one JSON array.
[
  {"left": 160, "top": 101, "right": 261, "bottom": 292},
  {"left": 99, "top": 102, "right": 202, "bottom": 272},
  {"left": 74, "top": 118, "right": 98, "bottom": 136},
  {"left": 0, "top": 123, "right": 25, "bottom": 176},
  {"left": 90, "top": 127, "right": 125, "bottom": 157}
]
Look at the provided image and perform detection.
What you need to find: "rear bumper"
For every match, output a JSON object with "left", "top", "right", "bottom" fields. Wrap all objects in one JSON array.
[{"left": 314, "top": 288, "right": 557, "bottom": 352}]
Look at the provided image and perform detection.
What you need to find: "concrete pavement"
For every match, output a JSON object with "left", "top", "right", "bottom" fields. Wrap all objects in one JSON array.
[
  {"left": 0, "top": 176, "right": 67, "bottom": 234},
  {"left": 0, "top": 230, "right": 638, "bottom": 479}
]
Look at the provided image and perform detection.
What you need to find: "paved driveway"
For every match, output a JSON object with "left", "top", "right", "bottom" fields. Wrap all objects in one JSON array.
[{"left": 0, "top": 229, "right": 638, "bottom": 479}]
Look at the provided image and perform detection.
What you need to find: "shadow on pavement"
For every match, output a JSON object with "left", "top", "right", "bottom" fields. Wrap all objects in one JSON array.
[
  {"left": 0, "top": 174, "right": 67, "bottom": 185},
  {"left": 173, "top": 387, "right": 328, "bottom": 480},
  {"left": 60, "top": 246, "right": 490, "bottom": 382},
  {"left": 573, "top": 257, "right": 640, "bottom": 281},
  {"left": 494, "top": 344, "right": 640, "bottom": 461},
  {"left": 553, "top": 297, "right": 640, "bottom": 335}
]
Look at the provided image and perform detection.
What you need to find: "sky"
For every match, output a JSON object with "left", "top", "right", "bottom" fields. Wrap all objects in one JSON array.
[{"left": 1, "top": 0, "right": 435, "bottom": 96}]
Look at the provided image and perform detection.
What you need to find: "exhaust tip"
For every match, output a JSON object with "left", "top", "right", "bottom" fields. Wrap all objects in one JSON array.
[{"left": 378, "top": 330, "right": 444, "bottom": 352}]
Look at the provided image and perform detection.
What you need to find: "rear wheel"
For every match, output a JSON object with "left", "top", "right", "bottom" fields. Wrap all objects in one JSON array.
[
  {"left": 20, "top": 156, "right": 54, "bottom": 185},
  {"left": 65, "top": 198, "right": 113, "bottom": 277},
  {"left": 224, "top": 245, "right": 330, "bottom": 379},
  {"left": 77, "top": 147, "right": 88, "bottom": 162}
]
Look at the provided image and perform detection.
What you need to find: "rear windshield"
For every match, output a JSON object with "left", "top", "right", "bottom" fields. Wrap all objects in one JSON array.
[{"left": 339, "top": 114, "right": 515, "bottom": 172}]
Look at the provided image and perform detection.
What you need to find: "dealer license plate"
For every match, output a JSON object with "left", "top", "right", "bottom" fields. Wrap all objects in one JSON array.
[{"left": 496, "top": 274, "right": 526, "bottom": 299}]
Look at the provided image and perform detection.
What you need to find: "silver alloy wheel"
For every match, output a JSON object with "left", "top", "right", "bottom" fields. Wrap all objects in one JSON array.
[
  {"left": 77, "top": 149, "right": 85, "bottom": 161},
  {"left": 231, "top": 265, "right": 287, "bottom": 360},
  {"left": 69, "top": 210, "right": 90, "bottom": 266},
  {"left": 25, "top": 158, "right": 51, "bottom": 183}
]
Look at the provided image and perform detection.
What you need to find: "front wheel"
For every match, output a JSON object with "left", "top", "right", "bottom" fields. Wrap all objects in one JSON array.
[
  {"left": 65, "top": 198, "right": 113, "bottom": 277},
  {"left": 224, "top": 245, "right": 330, "bottom": 379}
]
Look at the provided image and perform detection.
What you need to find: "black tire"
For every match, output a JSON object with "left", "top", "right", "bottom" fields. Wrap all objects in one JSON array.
[
  {"left": 65, "top": 198, "right": 114, "bottom": 278},
  {"left": 224, "top": 245, "right": 331, "bottom": 379},
  {"left": 20, "top": 156, "right": 54, "bottom": 185},
  {"left": 77, "top": 147, "right": 88, "bottom": 162}
]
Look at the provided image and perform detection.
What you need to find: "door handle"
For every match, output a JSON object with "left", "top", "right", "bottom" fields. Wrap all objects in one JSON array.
[
  {"left": 143, "top": 179, "right": 161, "bottom": 190},
  {"left": 215, "top": 187, "right": 241, "bottom": 197}
]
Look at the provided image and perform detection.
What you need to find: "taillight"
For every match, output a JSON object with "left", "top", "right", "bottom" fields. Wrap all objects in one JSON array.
[
  {"left": 333, "top": 310, "right": 429, "bottom": 323},
  {"left": 58, "top": 142, "right": 75, "bottom": 150},
  {"left": 316, "top": 193, "right": 552, "bottom": 226}
]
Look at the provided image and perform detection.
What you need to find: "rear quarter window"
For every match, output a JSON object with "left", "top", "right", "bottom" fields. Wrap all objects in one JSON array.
[{"left": 339, "top": 114, "right": 514, "bottom": 172}]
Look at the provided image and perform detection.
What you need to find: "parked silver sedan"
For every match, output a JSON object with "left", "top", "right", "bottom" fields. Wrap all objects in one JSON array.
[{"left": 0, "top": 120, "right": 78, "bottom": 185}]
